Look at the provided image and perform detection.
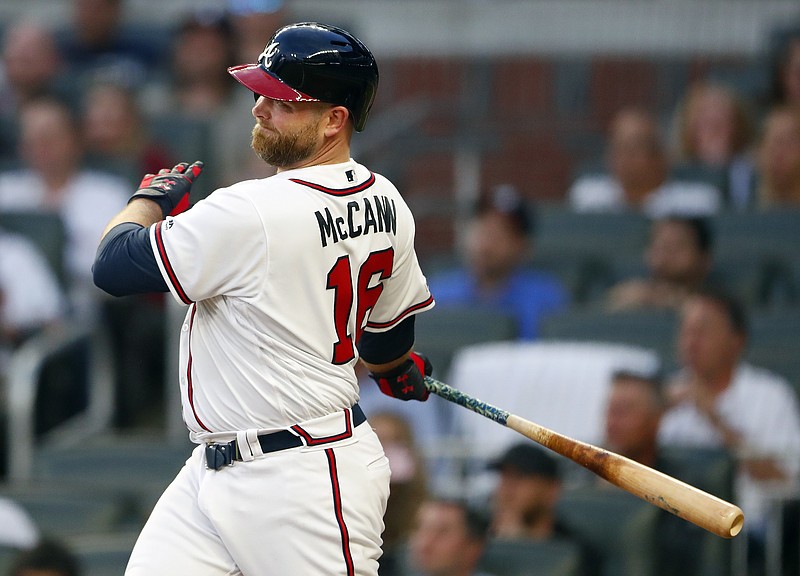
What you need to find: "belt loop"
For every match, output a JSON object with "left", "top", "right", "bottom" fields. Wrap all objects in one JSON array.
[{"left": 236, "top": 430, "right": 260, "bottom": 462}]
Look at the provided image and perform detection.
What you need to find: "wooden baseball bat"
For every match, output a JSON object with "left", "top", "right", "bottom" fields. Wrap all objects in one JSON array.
[{"left": 424, "top": 376, "right": 745, "bottom": 538}]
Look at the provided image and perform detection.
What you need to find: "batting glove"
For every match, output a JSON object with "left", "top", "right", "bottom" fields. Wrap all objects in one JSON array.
[
  {"left": 369, "top": 352, "right": 432, "bottom": 402},
  {"left": 129, "top": 161, "right": 204, "bottom": 218}
]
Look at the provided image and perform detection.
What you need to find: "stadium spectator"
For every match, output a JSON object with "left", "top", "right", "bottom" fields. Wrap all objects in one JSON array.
[
  {"left": 0, "top": 227, "right": 65, "bottom": 350},
  {"left": 82, "top": 81, "right": 173, "bottom": 185},
  {"left": 0, "top": 96, "right": 129, "bottom": 321},
  {"left": 228, "top": 0, "right": 290, "bottom": 64},
  {"left": 765, "top": 28, "right": 800, "bottom": 111},
  {"left": 8, "top": 538, "right": 81, "bottom": 576},
  {"left": 212, "top": 0, "right": 292, "bottom": 186},
  {"left": 167, "top": 10, "right": 237, "bottom": 119},
  {"left": 370, "top": 411, "right": 429, "bottom": 575},
  {"left": 406, "top": 498, "right": 493, "bottom": 576},
  {"left": 606, "top": 216, "right": 713, "bottom": 312},
  {"left": 0, "top": 21, "right": 71, "bottom": 161},
  {"left": 754, "top": 105, "right": 800, "bottom": 208},
  {"left": 487, "top": 442, "right": 567, "bottom": 540},
  {"left": 603, "top": 370, "right": 665, "bottom": 469},
  {"left": 0, "top": 497, "right": 39, "bottom": 550},
  {"left": 427, "top": 185, "right": 568, "bottom": 340},
  {"left": 486, "top": 442, "right": 599, "bottom": 574},
  {"left": 55, "top": 0, "right": 163, "bottom": 90},
  {"left": 658, "top": 287, "right": 800, "bottom": 547},
  {"left": 569, "top": 107, "right": 721, "bottom": 217},
  {"left": 593, "top": 370, "right": 723, "bottom": 576},
  {"left": 82, "top": 79, "right": 175, "bottom": 428},
  {"left": 670, "top": 81, "right": 756, "bottom": 210}
]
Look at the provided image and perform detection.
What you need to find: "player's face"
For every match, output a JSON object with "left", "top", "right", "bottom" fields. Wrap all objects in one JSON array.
[{"left": 251, "top": 97, "right": 326, "bottom": 168}]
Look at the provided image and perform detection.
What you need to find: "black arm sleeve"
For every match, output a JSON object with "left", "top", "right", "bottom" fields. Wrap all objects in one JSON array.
[
  {"left": 357, "top": 316, "right": 416, "bottom": 365},
  {"left": 92, "top": 222, "right": 168, "bottom": 296}
]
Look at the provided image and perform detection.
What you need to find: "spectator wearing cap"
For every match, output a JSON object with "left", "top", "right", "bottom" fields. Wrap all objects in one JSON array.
[
  {"left": 487, "top": 443, "right": 601, "bottom": 576},
  {"left": 487, "top": 442, "right": 566, "bottom": 540},
  {"left": 427, "top": 185, "right": 569, "bottom": 340}
]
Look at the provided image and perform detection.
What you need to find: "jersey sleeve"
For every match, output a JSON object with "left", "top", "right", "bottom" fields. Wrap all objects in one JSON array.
[
  {"left": 149, "top": 189, "right": 266, "bottom": 304},
  {"left": 364, "top": 199, "right": 434, "bottom": 332}
]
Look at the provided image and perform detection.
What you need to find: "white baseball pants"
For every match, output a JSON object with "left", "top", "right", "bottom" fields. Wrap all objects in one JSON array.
[{"left": 125, "top": 411, "right": 390, "bottom": 575}]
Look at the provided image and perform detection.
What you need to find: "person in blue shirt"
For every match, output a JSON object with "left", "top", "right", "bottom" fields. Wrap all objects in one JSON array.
[{"left": 428, "top": 185, "right": 569, "bottom": 340}]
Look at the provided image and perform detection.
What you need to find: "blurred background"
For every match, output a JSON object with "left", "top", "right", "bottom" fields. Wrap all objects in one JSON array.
[{"left": 0, "top": 1, "right": 799, "bottom": 575}]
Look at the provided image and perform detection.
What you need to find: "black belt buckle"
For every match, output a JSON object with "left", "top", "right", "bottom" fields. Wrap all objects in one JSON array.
[{"left": 205, "top": 441, "right": 236, "bottom": 470}]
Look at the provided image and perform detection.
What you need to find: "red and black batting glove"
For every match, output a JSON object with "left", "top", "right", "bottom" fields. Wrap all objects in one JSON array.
[
  {"left": 129, "top": 161, "right": 204, "bottom": 218},
  {"left": 369, "top": 352, "right": 432, "bottom": 402}
]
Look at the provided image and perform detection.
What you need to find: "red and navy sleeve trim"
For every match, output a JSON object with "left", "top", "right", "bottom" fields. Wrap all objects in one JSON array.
[
  {"left": 365, "top": 294, "right": 435, "bottom": 330},
  {"left": 290, "top": 172, "right": 376, "bottom": 196},
  {"left": 154, "top": 222, "right": 193, "bottom": 304}
]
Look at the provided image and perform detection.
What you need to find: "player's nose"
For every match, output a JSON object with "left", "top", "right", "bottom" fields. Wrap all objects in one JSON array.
[{"left": 252, "top": 96, "right": 270, "bottom": 119}]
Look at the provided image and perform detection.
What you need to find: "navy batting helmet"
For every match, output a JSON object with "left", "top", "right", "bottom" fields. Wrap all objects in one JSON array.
[{"left": 227, "top": 22, "right": 379, "bottom": 132}]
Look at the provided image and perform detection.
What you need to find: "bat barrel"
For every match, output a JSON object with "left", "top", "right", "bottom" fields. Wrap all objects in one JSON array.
[{"left": 423, "top": 376, "right": 746, "bottom": 539}]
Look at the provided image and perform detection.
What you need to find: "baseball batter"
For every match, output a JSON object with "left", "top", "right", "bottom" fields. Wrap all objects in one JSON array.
[{"left": 93, "top": 22, "right": 434, "bottom": 575}]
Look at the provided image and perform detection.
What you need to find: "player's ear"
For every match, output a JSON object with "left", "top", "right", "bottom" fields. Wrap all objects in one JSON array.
[{"left": 324, "top": 106, "right": 351, "bottom": 136}]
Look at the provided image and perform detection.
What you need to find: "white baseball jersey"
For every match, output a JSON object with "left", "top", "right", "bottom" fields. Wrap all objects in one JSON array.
[{"left": 148, "top": 159, "right": 434, "bottom": 440}]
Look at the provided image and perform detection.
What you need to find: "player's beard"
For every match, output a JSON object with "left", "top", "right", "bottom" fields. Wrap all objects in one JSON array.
[{"left": 251, "top": 120, "right": 320, "bottom": 168}]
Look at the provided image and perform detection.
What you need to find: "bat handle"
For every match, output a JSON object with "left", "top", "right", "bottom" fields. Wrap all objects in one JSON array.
[{"left": 424, "top": 376, "right": 510, "bottom": 425}]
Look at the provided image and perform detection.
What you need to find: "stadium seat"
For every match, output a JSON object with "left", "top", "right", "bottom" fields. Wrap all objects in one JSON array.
[
  {"left": 655, "top": 447, "right": 737, "bottom": 576},
  {"left": 556, "top": 487, "right": 660, "bottom": 576},
  {"left": 478, "top": 538, "right": 585, "bottom": 576},
  {"left": 447, "top": 340, "right": 660, "bottom": 457},
  {"left": 534, "top": 205, "right": 650, "bottom": 266},
  {"left": 707, "top": 255, "right": 797, "bottom": 310},
  {"left": 413, "top": 306, "right": 518, "bottom": 379},
  {"left": 32, "top": 436, "right": 194, "bottom": 529},
  {"left": 0, "top": 484, "right": 126, "bottom": 539},
  {"left": 0, "top": 546, "right": 20, "bottom": 575},
  {"left": 69, "top": 532, "right": 138, "bottom": 576},
  {"left": 538, "top": 308, "right": 678, "bottom": 366},
  {"left": 0, "top": 211, "right": 66, "bottom": 285},
  {"left": 745, "top": 308, "right": 800, "bottom": 396},
  {"left": 712, "top": 210, "right": 800, "bottom": 265}
]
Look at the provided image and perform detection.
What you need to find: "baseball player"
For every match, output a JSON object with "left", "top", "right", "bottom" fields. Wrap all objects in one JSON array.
[{"left": 93, "top": 22, "right": 435, "bottom": 575}]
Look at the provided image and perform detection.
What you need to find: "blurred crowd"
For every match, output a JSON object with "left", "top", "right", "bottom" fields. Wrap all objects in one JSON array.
[{"left": 0, "top": 1, "right": 799, "bottom": 575}]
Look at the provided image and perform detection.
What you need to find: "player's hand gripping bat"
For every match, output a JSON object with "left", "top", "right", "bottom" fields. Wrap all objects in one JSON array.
[{"left": 424, "top": 376, "right": 744, "bottom": 538}]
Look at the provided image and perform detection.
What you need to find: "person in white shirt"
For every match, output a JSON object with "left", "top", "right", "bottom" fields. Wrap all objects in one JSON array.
[
  {"left": 0, "top": 228, "right": 65, "bottom": 344},
  {"left": 0, "top": 227, "right": 65, "bottom": 393},
  {"left": 658, "top": 288, "right": 800, "bottom": 545},
  {"left": 0, "top": 96, "right": 129, "bottom": 320},
  {"left": 569, "top": 107, "right": 721, "bottom": 218}
]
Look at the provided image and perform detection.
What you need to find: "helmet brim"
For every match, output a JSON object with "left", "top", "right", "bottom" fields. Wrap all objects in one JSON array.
[{"left": 227, "top": 63, "right": 319, "bottom": 102}]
